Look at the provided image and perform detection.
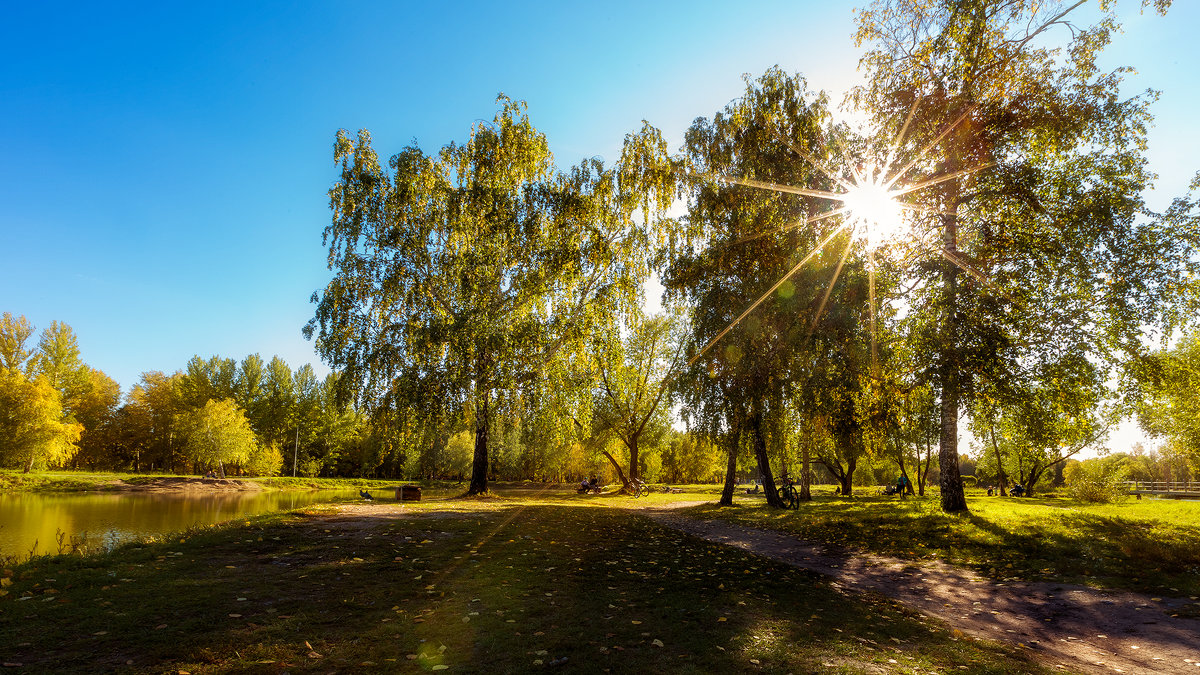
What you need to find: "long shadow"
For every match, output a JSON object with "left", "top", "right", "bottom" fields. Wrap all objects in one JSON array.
[{"left": 0, "top": 502, "right": 1048, "bottom": 674}]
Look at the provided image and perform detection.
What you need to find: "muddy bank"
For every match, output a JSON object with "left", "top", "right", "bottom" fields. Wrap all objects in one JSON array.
[{"left": 115, "top": 476, "right": 265, "bottom": 492}]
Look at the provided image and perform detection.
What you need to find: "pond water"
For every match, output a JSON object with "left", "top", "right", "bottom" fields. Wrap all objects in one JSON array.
[{"left": 0, "top": 489, "right": 359, "bottom": 559}]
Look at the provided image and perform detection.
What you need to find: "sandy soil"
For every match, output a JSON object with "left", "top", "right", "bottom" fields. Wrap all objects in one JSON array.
[
  {"left": 112, "top": 476, "right": 265, "bottom": 492},
  {"left": 644, "top": 507, "right": 1200, "bottom": 675}
]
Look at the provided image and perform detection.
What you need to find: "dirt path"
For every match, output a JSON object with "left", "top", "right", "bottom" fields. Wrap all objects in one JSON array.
[{"left": 643, "top": 507, "right": 1200, "bottom": 674}]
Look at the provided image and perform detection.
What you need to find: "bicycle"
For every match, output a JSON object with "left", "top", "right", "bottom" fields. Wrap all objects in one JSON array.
[
  {"left": 778, "top": 476, "right": 800, "bottom": 509},
  {"left": 630, "top": 478, "right": 652, "bottom": 498}
]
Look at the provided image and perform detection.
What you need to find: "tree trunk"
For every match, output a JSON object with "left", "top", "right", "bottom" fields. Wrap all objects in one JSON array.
[
  {"left": 938, "top": 207, "right": 969, "bottom": 513},
  {"left": 719, "top": 432, "right": 738, "bottom": 507},
  {"left": 628, "top": 433, "right": 639, "bottom": 482},
  {"left": 840, "top": 455, "right": 856, "bottom": 497},
  {"left": 750, "top": 403, "right": 782, "bottom": 508},
  {"left": 916, "top": 440, "right": 931, "bottom": 496},
  {"left": 799, "top": 433, "right": 812, "bottom": 501},
  {"left": 468, "top": 393, "right": 490, "bottom": 495},
  {"left": 601, "top": 449, "right": 631, "bottom": 492},
  {"left": 989, "top": 419, "right": 1009, "bottom": 496}
]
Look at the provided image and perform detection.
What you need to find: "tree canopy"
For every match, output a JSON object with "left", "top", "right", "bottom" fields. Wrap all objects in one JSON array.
[{"left": 306, "top": 96, "right": 674, "bottom": 494}]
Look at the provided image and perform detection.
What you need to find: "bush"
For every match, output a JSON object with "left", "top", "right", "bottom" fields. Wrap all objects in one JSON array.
[
  {"left": 244, "top": 442, "right": 284, "bottom": 477},
  {"left": 1064, "top": 456, "right": 1129, "bottom": 503}
]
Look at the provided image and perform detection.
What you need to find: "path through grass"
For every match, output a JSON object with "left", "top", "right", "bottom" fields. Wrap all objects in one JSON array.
[
  {"left": 692, "top": 488, "right": 1200, "bottom": 597},
  {"left": 0, "top": 494, "right": 1047, "bottom": 673}
]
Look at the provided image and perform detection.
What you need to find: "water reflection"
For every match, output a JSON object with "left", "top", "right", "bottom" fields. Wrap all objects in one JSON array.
[{"left": 0, "top": 490, "right": 358, "bottom": 558}]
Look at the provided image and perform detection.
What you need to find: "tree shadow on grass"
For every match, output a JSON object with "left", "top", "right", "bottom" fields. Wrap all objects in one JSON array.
[{"left": 1, "top": 504, "right": 1050, "bottom": 674}]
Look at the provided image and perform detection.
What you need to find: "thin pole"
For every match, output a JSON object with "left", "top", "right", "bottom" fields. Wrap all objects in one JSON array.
[{"left": 293, "top": 426, "right": 299, "bottom": 477}]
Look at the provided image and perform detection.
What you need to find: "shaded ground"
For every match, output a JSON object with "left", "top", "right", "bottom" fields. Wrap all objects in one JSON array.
[
  {"left": 644, "top": 505, "right": 1200, "bottom": 674},
  {"left": 0, "top": 499, "right": 1047, "bottom": 674}
]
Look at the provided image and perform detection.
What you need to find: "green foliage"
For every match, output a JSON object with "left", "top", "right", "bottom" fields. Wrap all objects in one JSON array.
[
  {"left": 176, "top": 399, "right": 258, "bottom": 471},
  {"left": 1140, "top": 333, "right": 1200, "bottom": 470},
  {"left": 591, "top": 312, "right": 683, "bottom": 483},
  {"left": 1064, "top": 455, "right": 1130, "bottom": 503},
  {"left": 29, "top": 321, "right": 89, "bottom": 413},
  {"left": 244, "top": 442, "right": 284, "bottom": 477},
  {"left": 307, "top": 97, "right": 675, "bottom": 493},
  {"left": 853, "top": 0, "right": 1199, "bottom": 513}
]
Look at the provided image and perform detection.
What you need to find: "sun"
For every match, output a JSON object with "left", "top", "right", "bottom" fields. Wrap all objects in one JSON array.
[
  {"left": 688, "top": 102, "right": 992, "bottom": 369},
  {"left": 843, "top": 172, "right": 903, "bottom": 251}
]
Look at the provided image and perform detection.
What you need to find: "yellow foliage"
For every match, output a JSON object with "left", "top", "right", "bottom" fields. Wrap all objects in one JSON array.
[{"left": 0, "top": 367, "right": 82, "bottom": 470}]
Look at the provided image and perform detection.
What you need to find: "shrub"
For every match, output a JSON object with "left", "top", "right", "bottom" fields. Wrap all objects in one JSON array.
[{"left": 1064, "top": 456, "right": 1129, "bottom": 503}]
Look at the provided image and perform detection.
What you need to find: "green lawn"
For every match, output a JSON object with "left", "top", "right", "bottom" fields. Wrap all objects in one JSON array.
[
  {"left": 692, "top": 486, "right": 1200, "bottom": 597},
  {"left": 0, "top": 494, "right": 1048, "bottom": 674},
  {"left": 0, "top": 469, "right": 453, "bottom": 493}
]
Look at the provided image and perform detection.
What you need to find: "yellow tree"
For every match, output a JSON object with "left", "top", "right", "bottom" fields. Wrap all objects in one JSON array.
[
  {"left": 0, "top": 368, "right": 82, "bottom": 472},
  {"left": 0, "top": 312, "right": 36, "bottom": 372},
  {"left": 176, "top": 399, "right": 257, "bottom": 477}
]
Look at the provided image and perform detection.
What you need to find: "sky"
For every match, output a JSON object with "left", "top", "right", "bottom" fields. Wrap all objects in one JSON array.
[{"left": 2, "top": 1, "right": 1197, "bottom": 454}]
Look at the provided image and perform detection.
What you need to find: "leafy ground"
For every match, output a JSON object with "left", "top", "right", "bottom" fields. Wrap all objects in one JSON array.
[
  {"left": 693, "top": 486, "right": 1200, "bottom": 597},
  {"left": 0, "top": 492, "right": 1048, "bottom": 674}
]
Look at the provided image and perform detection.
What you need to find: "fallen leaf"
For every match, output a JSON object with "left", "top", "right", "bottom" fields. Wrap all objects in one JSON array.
[{"left": 652, "top": 639, "right": 664, "bottom": 647}]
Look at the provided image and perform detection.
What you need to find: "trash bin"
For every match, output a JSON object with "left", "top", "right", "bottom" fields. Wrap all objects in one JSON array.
[{"left": 396, "top": 485, "right": 422, "bottom": 501}]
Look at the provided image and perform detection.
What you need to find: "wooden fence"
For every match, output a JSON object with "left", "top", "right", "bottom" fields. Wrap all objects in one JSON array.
[{"left": 1121, "top": 481, "right": 1200, "bottom": 496}]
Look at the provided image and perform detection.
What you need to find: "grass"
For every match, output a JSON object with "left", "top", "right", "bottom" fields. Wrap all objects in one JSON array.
[
  {"left": 691, "top": 486, "right": 1200, "bottom": 597},
  {"left": 0, "top": 470, "right": 459, "bottom": 493},
  {"left": 0, "top": 492, "right": 1049, "bottom": 674},
  {"left": 0, "top": 470, "right": 164, "bottom": 492}
]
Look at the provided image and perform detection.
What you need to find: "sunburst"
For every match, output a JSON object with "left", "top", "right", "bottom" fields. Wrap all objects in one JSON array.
[{"left": 688, "top": 100, "right": 992, "bottom": 369}]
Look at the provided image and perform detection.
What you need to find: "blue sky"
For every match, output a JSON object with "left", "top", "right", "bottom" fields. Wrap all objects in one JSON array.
[{"left": 2, "top": 1, "right": 1197, "bottom": 452}]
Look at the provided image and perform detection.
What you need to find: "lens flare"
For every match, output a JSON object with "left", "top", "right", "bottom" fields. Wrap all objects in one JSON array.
[{"left": 843, "top": 176, "right": 903, "bottom": 250}]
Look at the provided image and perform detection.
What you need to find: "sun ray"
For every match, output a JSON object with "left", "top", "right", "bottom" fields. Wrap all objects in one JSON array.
[
  {"left": 939, "top": 249, "right": 1000, "bottom": 292},
  {"left": 724, "top": 206, "right": 850, "bottom": 248},
  {"left": 809, "top": 231, "right": 854, "bottom": 335},
  {"left": 717, "top": 174, "right": 845, "bottom": 201},
  {"left": 831, "top": 131, "right": 867, "bottom": 185},
  {"left": 683, "top": 96, "right": 997, "bottom": 368},
  {"left": 869, "top": 247, "right": 879, "bottom": 377},
  {"left": 892, "top": 163, "right": 995, "bottom": 197},
  {"left": 884, "top": 105, "right": 977, "bottom": 189},
  {"left": 897, "top": 202, "right": 957, "bottom": 218},
  {"left": 688, "top": 224, "right": 849, "bottom": 367},
  {"left": 770, "top": 128, "right": 855, "bottom": 191},
  {"left": 879, "top": 95, "right": 923, "bottom": 180}
]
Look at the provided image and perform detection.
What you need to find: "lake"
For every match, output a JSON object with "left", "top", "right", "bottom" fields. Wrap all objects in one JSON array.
[{"left": 0, "top": 489, "right": 359, "bottom": 559}]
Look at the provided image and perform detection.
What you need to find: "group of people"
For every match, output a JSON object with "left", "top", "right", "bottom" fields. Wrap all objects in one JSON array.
[
  {"left": 882, "top": 474, "right": 912, "bottom": 497},
  {"left": 986, "top": 483, "right": 1025, "bottom": 496},
  {"left": 578, "top": 476, "right": 602, "bottom": 494}
]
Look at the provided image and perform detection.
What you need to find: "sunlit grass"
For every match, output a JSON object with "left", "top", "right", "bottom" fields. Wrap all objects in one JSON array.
[
  {"left": 0, "top": 498, "right": 1049, "bottom": 673},
  {"left": 691, "top": 487, "right": 1200, "bottom": 596}
]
